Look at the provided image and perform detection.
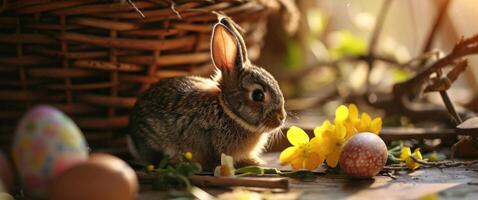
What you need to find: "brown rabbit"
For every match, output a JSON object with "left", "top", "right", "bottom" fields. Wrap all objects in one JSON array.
[{"left": 128, "top": 16, "right": 286, "bottom": 171}]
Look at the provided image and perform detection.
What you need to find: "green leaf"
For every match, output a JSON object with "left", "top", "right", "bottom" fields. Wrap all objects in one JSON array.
[
  {"left": 235, "top": 166, "right": 264, "bottom": 175},
  {"left": 386, "top": 151, "right": 402, "bottom": 165},
  {"left": 263, "top": 167, "right": 281, "bottom": 175},
  {"left": 176, "top": 163, "right": 201, "bottom": 177},
  {"left": 388, "top": 141, "right": 403, "bottom": 156}
]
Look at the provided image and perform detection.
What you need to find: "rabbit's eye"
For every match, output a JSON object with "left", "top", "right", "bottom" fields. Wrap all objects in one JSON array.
[{"left": 252, "top": 89, "right": 265, "bottom": 102}]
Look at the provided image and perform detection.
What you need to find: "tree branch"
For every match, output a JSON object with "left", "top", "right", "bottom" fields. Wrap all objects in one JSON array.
[
  {"left": 394, "top": 35, "right": 478, "bottom": 98},
  {"left": 366, "top": 0, "right": 393, "bottom": 87},
  {"left": 419, "top": 0, "right": 452, "bottom": 67},
  {"left": 368, "top": 0, "right": 393, "bottom": 59}
]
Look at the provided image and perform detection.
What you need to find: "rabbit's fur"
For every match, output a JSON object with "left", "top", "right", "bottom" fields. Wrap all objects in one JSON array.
[{"left": 129, "top": 17, "right": 286, "bottom": 170}]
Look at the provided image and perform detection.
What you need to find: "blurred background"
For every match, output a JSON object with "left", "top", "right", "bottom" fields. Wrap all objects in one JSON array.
[
  {"left": 1, "top": 0, "right": 477, "bottom": 155},
  {"left": 256, "top": 0, "right": 478, "bottom": 130}
]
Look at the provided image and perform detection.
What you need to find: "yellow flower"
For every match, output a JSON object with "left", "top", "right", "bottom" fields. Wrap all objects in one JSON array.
[
  {"left": 146, "top": 165, "right": 155, "bottom": 173},
  {"left": 427, "top": 151, "right": 439, "bottom": 162},
  {"left": 279, "top": 104, "right": 382, "bottom": 170},
  {"left": 356, "top": 112, "right": 382, "bottom": 134},
  {"left": 400, "top": 147, "right": 423, "bottom": 170},
  {"left": 184, "top": 152, "right": 193, "bottom": 161},
  {"left": 280, "top": 126, "right": 325, "bottom": 170},
  {"left": 314, "top": 120, "right": 346, "bottom": 168},
  {"left": 340, "top": 104, "right": 382, "bottom": 139}
]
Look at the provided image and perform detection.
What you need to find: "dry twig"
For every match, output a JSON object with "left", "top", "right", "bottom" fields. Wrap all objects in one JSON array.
[
  {"left": 419, "top": 0, "right": 452, "bottom": 67},
  {"left": 395, "top": 35, "right": 478, "bottom": 98},
  {"left": 410, "top": 156, "right": 478, "bottom": 168}
]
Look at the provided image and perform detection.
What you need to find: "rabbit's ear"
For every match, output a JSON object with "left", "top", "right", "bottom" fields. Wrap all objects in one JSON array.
[
  {"left": 211, "top": 19, "right": 247, "bottom": 77},
  {"left": 211, "top": 24, "right": 239, "bottom": 74},
  {"left": 219, "top": 18, "right": 248, "bottom": 64}
]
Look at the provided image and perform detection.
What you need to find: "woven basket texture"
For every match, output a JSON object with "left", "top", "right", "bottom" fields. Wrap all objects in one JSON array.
[{"left": 0, "top": 0, "right": 278, "bottom": 152}]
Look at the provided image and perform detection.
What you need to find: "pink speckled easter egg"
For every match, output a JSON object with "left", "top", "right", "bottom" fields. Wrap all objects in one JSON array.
[
  {"left": 12, "top": 105, "right": 88, "bottom": 198},
  {"left": 339, "top": 132, "right": 387, "bottom": 178}
]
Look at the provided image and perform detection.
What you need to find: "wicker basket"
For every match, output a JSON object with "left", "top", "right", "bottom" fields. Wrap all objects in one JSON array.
[{"left": 0, "top": 0, "right": 282, "bottom": 152}]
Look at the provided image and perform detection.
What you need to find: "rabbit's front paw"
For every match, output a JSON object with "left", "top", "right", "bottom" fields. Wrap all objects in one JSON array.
[{"left": 235, "top": 157, "right": 265, "bottom": 168}]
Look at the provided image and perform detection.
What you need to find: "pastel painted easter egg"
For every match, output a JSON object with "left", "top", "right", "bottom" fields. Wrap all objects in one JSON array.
[
  {"left": 50, "top": 153, "right": 138, "bottom": 200},
  {"left": 12, "top": 105, "right": 88, "bottom": 198},
  {"left": 339, "top": 132, "right": 387, "bottom": 178},
  {"left": 0, "top": 151, "right": 15, "bottom": 192}
]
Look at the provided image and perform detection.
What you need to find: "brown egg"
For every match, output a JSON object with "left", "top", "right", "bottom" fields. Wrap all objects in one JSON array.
[
  {"left": 50, "top": 153, "right": 138, "bottom": 200},
  {"left": 339, "top": 132, "right": 388, "bottom": 178}
]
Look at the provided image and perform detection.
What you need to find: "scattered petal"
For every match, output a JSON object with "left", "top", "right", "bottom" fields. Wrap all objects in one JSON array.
[
  {"left": 413, "top": 148, "right": 423, "bottom": 160},
  {"left": 401, "top": 147, "right": 422, "bottom": 170}
]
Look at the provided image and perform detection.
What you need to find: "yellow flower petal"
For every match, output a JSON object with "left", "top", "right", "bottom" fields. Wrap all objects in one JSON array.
[
  {"left": 405, "top": 157, "right": 419, "bottom": 170},
  {"left": 291, "top": 157, "right": 304, "bottom": 170},
  {"left": 401, "top": 147, "right": 421, "bottom": 170},
  {"left": 370, "top": 118, "right": 382, "bottom": 134},
  {"left": 413, "top": 148, "right": 423, "bottom": 160},
  {"left": 335, "top": 105, "right": 349, "bottom": 123},
  {"left": 280, "top": 146, "right": 298, "bottom": 164},
  {"left": 326, "top": 149, "right": 341, "bottom": 168},
  {"left": 317, "top": 130, "right": 333, "bottom": 155},
  {"left": 344, "top": 123, "right": 357, "bottom": 139},
  {"left": 348, "top": 104, "right": 359, "bottom": 122},
  {"left": 287, "top": 126, "right": 309, "bottom": 146},
  {"left": 401, "top": 147, "right": 411, "bottom": 160},
  {"left": 335, "top": 123, "right": 347, "bottom": 139},
  {"left": 309, "top": 137, "right": 326, "bottom": 155},
  {"left": 314, "top": 120, "right": 331, "bottom": 137},
  {"left": 359, "top": 112, "right": 372, "bottom": 131},
  {"left": 304, "top": 152, "right": 324, "bottom": 170}
]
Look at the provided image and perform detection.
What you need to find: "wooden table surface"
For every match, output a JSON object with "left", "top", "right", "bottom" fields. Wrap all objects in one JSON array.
[{"left": 138, "top": 153, "right": 478, "bottom": 200}]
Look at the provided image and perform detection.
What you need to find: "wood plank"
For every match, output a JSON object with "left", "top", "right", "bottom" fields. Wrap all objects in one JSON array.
[
  {"left": 135, "top": 153, "right": 478, "bottom": 199},
  {"left": 456, "top": 117, "right": 478, "bottom": 134},
  {"left": 190, "top": 176, "right": 289, "bottom": 189}
]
